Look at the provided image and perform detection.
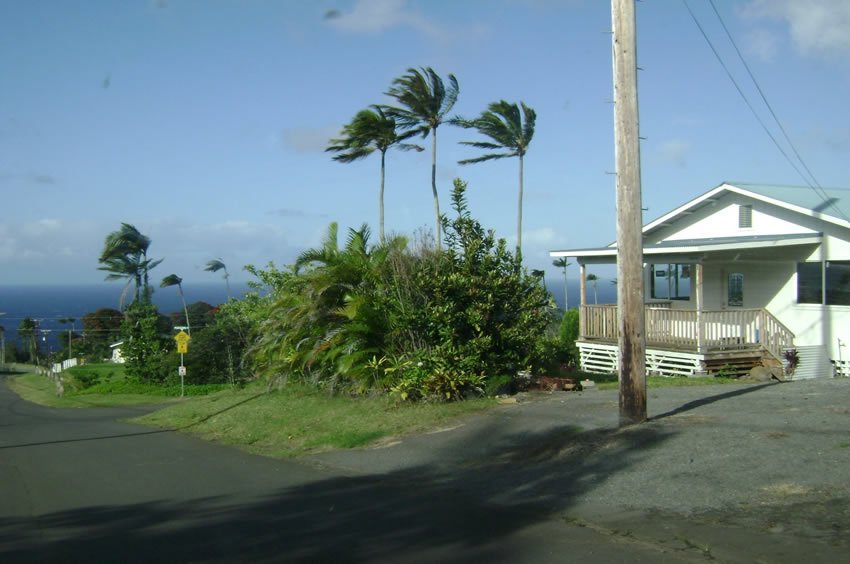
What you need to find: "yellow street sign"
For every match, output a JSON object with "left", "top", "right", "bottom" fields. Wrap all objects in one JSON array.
[{"left": 175, "top": 330, "right": 191, "bottom": 353}]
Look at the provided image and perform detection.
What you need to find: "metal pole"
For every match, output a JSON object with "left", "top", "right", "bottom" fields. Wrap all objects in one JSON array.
[
  {"left": 180, "top": 352, "right": 185, "bottom": 398},
  {"left": 612, "top": 0, "right": 647, "bottom": 425}
]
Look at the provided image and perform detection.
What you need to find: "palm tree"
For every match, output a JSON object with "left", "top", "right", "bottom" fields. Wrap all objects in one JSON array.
[
  {"left": 98, "top": 223, "right": 161, "bottom": 305},
  {"left": 586, "top": 273, "right": 599, "bottom": 304},
  {"left": 552, "top": 257, "right": 571, "bottom": 311},
  {"left": 384, "top": 67, "right": 460, "bottom": 249},
  {"left": 327, "top": 106, "right": 423, "bottom": 242},
  {"left": 160, "top": 274, "right": 190, "bottom": 335},
  {"left": 453, "top": 100, "right": 536, "bottom": 257},
  {"left": 252, "top": 222, "right": 407, "bottom": 389},
  {"left": 205, "top": 258, "right": 231, "bottom": 300}
]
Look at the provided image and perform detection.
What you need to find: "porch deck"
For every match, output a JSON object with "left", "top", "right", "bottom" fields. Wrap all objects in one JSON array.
[{"left": 578, "top": 305, "right": 794, "bottom": 376}]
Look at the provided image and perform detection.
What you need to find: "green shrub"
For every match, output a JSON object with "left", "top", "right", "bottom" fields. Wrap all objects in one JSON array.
[
  {"left": 248, "top": 178, "right": 552, "bottom": 400},
  {"left": 559, "top": 308, "right": 580, "bottom": 365}
]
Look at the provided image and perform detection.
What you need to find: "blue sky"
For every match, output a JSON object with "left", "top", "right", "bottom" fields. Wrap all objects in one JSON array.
[{"left": 1, "top": 0, "right": 849, "bottom": 287}]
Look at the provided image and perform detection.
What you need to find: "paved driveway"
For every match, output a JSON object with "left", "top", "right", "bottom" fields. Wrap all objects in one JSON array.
[{"left": 2, "top": 373, "right": 849, "bottom": 562}]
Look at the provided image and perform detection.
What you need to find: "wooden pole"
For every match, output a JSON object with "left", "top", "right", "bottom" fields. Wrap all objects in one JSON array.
[{"left": 612, "top": 0, "right": 646, "bottom": 426}]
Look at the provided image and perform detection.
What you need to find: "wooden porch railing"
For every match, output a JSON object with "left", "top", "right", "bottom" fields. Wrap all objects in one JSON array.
[{"left": 579, "top": 305, "right": 793, "bottom": 361}]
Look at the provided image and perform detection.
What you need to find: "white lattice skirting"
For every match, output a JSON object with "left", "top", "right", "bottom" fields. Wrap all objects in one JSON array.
[{"left": 578, "top": 342, "right": 703, "bottom": 377}]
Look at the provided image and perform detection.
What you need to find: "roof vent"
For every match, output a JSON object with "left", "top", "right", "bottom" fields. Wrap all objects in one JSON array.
[{"left": 738, "top": 204, "right": 753, "bottom": 228}]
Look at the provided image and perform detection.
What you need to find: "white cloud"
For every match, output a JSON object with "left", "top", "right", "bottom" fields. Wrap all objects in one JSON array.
[
  {"left": 741, "top": 0, "right": 850, "bottom": 57},
  {"left": 659, "top": 139, "right": 690, "bottom": 168},
  {"left": 521, "top": 227, "right": 558, "bottom": 246},
  {"left": 0, "top": 218, "right": 303, "bottom": 285},
  {"left": 326, "top": 0, "right": 488, "bottom": 41},
  {"left": 744, "top": 28, "right": 779, "bottom": 62},
  {"left": 327, "top": 0, "right": 442, "bottom": 37}
]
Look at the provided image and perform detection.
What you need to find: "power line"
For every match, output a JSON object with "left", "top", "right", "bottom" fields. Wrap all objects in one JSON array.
[
  {"left": 682, "top": 0, "right": 849, "bottom": 222},
  {"left": 705, "top": 0, "right": 848, "bottom": 222}
]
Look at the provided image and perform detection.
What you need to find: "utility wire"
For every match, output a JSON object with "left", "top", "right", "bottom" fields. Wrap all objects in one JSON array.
[
  {"left": 706, "top": 0, "right": 847, "bottom": 222},
  {"left": 683, "top": 0, "right": 848, "bottom": 222}
]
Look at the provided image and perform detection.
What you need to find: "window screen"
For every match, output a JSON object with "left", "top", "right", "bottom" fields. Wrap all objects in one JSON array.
[
  {"left": 738, "top": 205, "right": 752, "bottom": 228},
  {"left": 727, "top": 273, "right": 743, "bottom": 307},
  {"left": 797, "top": 262, "right": 822, "bottom": 304},
  {"left": 826, "top": 261, "right": 850, "bottom": 306}
]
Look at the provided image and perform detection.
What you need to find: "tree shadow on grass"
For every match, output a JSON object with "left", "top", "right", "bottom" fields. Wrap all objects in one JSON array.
[{"left": 0, "top": 422, "right": 673, "bottom": 562}]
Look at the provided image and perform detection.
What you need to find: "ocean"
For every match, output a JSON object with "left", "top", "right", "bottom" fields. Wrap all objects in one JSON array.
[
  {"left": 0, "top": 279, "right": 616, "bottom": 354},
  {"left": 0, "top": 282, "right": 248, "bottom": 352}
]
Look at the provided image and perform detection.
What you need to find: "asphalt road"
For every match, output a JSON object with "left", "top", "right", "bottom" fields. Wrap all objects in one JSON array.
[{"left": 2, "top": 373, "right": 849, "bottom": 562}]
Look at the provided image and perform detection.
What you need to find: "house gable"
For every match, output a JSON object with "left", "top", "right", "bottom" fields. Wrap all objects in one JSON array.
[{"left": 643, "top": 183, "right": 846, "bottom": 245}]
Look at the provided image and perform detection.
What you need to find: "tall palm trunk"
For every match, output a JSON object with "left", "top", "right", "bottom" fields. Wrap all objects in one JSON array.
[
  {"left": 517, "top": 154, "right": 524, "bottom": 259},
  {"left": 178, "top": 284, "right": 191, "bottom": 335},
  {"left": 379, "top": 149, "right": 386, "bottom": 242},
  {"left": 431, "top": 128, "right": 441, "bottom": 249},
  {"left": 562, "top": 266, "right": 568, "bottom": 311}
]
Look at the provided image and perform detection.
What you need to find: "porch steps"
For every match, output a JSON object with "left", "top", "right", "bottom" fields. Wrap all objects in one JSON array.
[
  {"left": 703, "top": 353, "right": 764, "bottom": 378},
  {"left": 786, "top": 345, "right": 832, "bottom": 380}
]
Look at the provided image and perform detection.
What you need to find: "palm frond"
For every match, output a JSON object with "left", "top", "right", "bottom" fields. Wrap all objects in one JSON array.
[
  {"left": 160, "top": 273, "right": 182, "bottom": 288},
  {"left": 458, "top": 153, "right": 515, "bottom": 165},
  {"left": 205, "top": 259, "right": 227, "bottom": 274}
]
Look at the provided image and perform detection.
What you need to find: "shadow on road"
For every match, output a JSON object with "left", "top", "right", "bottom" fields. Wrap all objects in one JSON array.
[
  {"left": 0, "top": 419, "right": 674, "bottom": 562},
  {"left": 650, "top": 382, "right": 776, "bottom": 421}
]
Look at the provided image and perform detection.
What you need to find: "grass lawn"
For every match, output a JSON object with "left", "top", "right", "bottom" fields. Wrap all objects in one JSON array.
[
  {"left": 7, "top": 364, "right": 740, "bottom": 459},
  {"left": 7, "top": 373, "right": 176, "bottom": 408},
  {"left": 133, "top": 382, "right": 496, "bottom": 458}
]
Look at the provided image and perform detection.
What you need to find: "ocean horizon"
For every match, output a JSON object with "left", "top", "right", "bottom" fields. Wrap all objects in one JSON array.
[
  {"left": 0, "top": 279, "right": 616, "bottom": 354},
  {"left": 0, "top": 282, "right": 250, "bottom": 352}
]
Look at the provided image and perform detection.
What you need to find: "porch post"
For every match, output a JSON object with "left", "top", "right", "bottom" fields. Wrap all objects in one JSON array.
[
  {"left": 579, "top": 263, "right": 587, "bottom": 338},
  {"left": 579, "top": 264, "right": 587, "bottom": 306},
  {"left": 695, "top": 263, "right": 704, "bottom": 354}
]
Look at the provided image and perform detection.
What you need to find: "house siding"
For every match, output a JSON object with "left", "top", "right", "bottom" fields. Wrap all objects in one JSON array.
[{"left": 556, "top": 182, "right": 850, "bottom": 375}]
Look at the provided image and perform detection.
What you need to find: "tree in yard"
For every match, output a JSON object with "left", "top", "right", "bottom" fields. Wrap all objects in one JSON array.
[
  {"left": 58, "top": 318, "right": 76, "bottom": 360},
  {"left": 452, "top": 100, "right": 536, "bottom": 257},
  {"left": 586, "top": 272, "right": 599, "bottom": 304},
  {"left": 98, "top": 223, "right": 162, "bottom": 307},
  {"left": 160, "top": 274, "right": 190, "bottom": 335},
  {"left": 327, "top": 106, "right": 423, "bottom": 242},
  {"left": 552, "top": 257, "right": 571, "bottom": 311},
  {"left": 205, "top": 258, "right": 231, "bottom": 300},
  {"left": 120, "top": 302, "right": 170, "bottom": 383},
  {"left": 17, "top": 317, "right": 39, "bottom": 364},
  {"left": 80, "top": 308, "right": 123, "bottom": 360},
  {"left": 384, "top": 67, "right": 459, "bottom": 249},
  {"left": 251, "top": 222, "right": 407, "bottom": 391}
]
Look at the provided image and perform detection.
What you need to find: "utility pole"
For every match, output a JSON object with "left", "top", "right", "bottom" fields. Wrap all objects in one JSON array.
[{"left": 611, "top": 0, "right": 646, "bottom": 425}]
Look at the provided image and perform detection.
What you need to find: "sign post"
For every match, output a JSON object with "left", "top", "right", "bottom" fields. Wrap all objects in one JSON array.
[{"left": 174, "top": 330, "right": 191, "bottom": 397}]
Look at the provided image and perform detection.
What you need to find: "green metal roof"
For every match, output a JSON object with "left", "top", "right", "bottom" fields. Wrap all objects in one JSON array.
[{"left": 729, "top": 182, "right": 850, "bottom": 222}]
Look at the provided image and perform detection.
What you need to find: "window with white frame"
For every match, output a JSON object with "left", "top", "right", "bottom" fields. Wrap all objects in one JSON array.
[{"left": 797, "top": 261, "right": 850, "bottom": 306}]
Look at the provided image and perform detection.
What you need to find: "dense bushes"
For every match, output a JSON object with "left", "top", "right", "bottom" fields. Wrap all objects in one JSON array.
[
  {"left": 249, "top": 179, "right": 554, "bottom": 400},
  {"left": 120, "top": 302, "right": 172, "bottom": 383}
]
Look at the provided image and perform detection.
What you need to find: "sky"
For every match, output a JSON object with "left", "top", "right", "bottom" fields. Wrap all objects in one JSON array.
[{"left": 1, "top": 0, "right": 849, "bottom": 287}]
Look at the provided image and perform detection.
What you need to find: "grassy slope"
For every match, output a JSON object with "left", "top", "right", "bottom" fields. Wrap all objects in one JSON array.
[
  {"left": 133, "top": 383, "right": 495, "bottom": 458},
  {"left": 7, "top": 373, "right": 175, "bottom": 408},
  {"left": 8, "top": 366, "right": 740, "bottom": 458}
]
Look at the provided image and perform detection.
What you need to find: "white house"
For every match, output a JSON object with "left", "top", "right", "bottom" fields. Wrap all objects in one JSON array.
[
  {"left": 109, "top": 341, "right": 125, "bottom": 364},
  {"left": 550, "top": 182, "right": 850, "bottom": 379}
]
